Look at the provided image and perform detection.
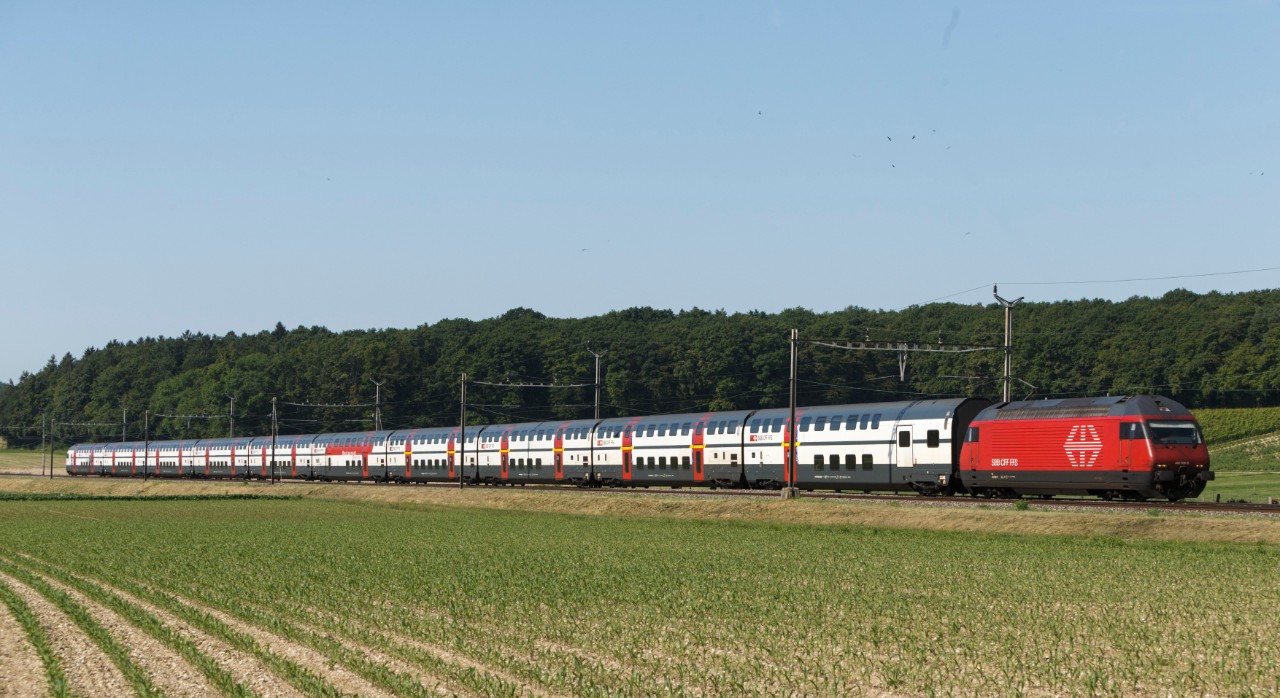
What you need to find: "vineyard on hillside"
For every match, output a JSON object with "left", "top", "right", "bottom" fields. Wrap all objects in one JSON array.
[{"left": 1197, "top": 406, "right": 1280, "bottom": 471}]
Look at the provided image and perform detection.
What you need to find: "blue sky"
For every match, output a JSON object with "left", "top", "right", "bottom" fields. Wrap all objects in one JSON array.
[{"left": 2, "top": 2, "right": 1277, "bottom": 382}]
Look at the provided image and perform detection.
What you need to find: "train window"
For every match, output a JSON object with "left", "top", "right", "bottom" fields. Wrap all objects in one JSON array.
[
  {"left": 682, "top": 456, "right": 691, "bottom": 468},
  {"left": 658, "top": 424, "right": 668, "bottom": 437},
  {"left": 927, "top": 430, "right": 940, "bottom": 448},
  {"left": 1147, "top": 421, "right": 1201, "bottom": 445},
  {"left": 1119, "top": 423, "right": 1142, "bottom": 440},
  {"left": 862, "top": 454, "right": 873, "bottom": 469},
  {"left": 772, "top": 418, "right": 785, "bottom": 432},
  {"left": 695, "top": 423, "right": 704, "bottom": 435},
  {"left": 814, "top": 454, "right": 824, "bottom": 470},
  {"left": 800, "top": 417, "right": 812, "bottom": 432},
  {"left": 965, "top": 427, "right": 980, "bottom": 442},
  {"left": 872, "top": 414, "right": 882, "bottom": 429},
  {"left": 682, "top": 423, "right": 692, "bottom": 435},
  {"left": 750, "top": 419, "right": 761, "bottom": 433},
  {"left": 647, "top": 425, "right": 657, "bottom": 437},
  {"left": 815, "top": 417, "right": 827, "bottom": 432},
  {"left": 830, "top": 416, "right": 842, "bottom": 431},
  {"left": 729, "top": 420, "right": 740, "bottom": 434},
  {"left": 898, "top": 432, "right": 910, "bottom": 448},
  {"left": 845, "top": 454, "right": 856, "bottom": 468}
]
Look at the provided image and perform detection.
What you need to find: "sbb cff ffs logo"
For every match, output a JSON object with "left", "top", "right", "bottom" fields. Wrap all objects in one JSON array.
[{"left": 1064, "top": 424, "right": 1102, "bottom": 467}]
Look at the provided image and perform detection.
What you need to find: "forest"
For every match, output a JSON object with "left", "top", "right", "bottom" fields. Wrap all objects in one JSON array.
[{"left": 2, "top": 288, "right": 1279, "bottom": 446}]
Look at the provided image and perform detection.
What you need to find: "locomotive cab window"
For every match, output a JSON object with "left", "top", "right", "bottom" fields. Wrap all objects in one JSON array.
[
  {"left": 1120, "top": 423, "right": 1144, "bottom": 440},
  {"left": 1146, "top": 421, "right": 1202, "bottom": 445},
  {"left": 965, "top": 426, "right": 980, "bottom": 442}
]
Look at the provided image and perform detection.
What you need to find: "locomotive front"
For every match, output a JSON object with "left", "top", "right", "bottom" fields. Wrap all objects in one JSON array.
[{"left": 1135, "top": 417, "right": 1212, "bottom": 501}]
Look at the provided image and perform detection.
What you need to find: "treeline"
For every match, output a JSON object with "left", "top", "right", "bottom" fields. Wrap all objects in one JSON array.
[{"left": 3, "top": 288, "right": 1279, "bottom": 446}]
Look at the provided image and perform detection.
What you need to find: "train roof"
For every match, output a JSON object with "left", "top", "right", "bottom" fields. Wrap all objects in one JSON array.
[
  {"left": 753, "top": 398, "right": 987, "bottom": 421},
  {"left": 595, "top": 410, "right": 755, "bottom": 430},
  {"left": 976, "top": 395, "right": 1194, "bottom": 421}
]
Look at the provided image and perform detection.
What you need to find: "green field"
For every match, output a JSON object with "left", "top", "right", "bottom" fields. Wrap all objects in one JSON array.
[
  {"left": 1199, "top": 472, "right": 1280, "bottom": 504},
  {"left": 0, "top": 448, "right": 54, "bottom": 474},
  {"left": 1, "top": 494, "right": 1277, "bottom": 697}
]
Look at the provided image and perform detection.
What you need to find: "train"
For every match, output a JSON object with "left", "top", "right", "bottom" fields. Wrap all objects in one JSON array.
[{"left": 64, "top": 394, "right": 1214, "bottom": 502}]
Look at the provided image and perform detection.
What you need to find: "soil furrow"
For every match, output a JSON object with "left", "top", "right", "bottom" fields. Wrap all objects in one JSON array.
[
  {"left": 0, "top": 592, "right": 48, "bottom": 698},
  {"left": 159, "top": 593, "right": 396, "bottom": 698},
  {"left": 0, "top": 571, "right": 131, "bottom": 697},
  {"left": 299, "top": 603, "right": 559, "bottom": 698},
  {"left": 10, "top": 557, "right": 304, "bottom": 698},
  {"left": 24, "top": 567, "right": 220, "bottom": 698}
]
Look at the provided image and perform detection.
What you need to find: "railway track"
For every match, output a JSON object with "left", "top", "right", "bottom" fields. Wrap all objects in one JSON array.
[{"left": 12, "top": 471, "right": 1280, "bottom": 517}]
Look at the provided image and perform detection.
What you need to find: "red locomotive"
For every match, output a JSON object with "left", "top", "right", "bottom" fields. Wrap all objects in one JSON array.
[{"left": 959, "top": 395, "right": 1212, "bottom": 501}]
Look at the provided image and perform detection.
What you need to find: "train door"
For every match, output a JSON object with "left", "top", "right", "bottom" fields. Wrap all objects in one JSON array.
[
  {"left": 554, "top": 431, "right": 564, "bottom": 481},
  {"left": 692, "top": 421, "right": 705, "bottom": 482},
  {"left": 896, "top": 426, "right": 915, "bottom": 470},
  {"left": 500, "top": 435, "right": 510, "bottom": 481},
  {"left": 1120, "top": 422, "right": 1138, "bottom": 470},
  {"left": 622, "top": 426, "right": 633, "bottom": 481}
]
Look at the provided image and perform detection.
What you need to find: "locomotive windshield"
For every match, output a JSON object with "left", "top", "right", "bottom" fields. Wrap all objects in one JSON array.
[{"left": 1146, "top": 421, "right": 1203, "bottom": 445}]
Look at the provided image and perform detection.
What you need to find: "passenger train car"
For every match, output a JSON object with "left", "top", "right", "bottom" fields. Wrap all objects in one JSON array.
[{"left": 66, "top": 395, "right": 1213, "bottom": 500}]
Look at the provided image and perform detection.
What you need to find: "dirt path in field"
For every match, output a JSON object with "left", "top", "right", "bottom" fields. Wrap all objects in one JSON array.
[
  {"left": 0, "top": 571, "right": 131, "bottom": 697},
  {"left": 0, "top": 593, "right": 47, "bottom": 698},
  {"left": 154, "top": 592, "right": 398, "bottom": 698},
  {"left": 9, "top": 555, "right": 306, "bottom": 698},
  {"left": 271, "top": 605, "right": 466, "bottom": 697},
  {"left": 25, "top": 567, "right": 220, "bottom": 698}
]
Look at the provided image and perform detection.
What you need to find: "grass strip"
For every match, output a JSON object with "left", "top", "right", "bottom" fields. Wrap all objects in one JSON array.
[
  {"left": 0, "top": 492, "right": 295, "bottom": 502},
  {"left": 7, "top": 555, "right": 255, "bottom": 698},
  {"left": 0, "top": 576, "right": 75, "bottom": 698},
  {"left": 0, "top": 558, "right": 159, "bottom": 697}
]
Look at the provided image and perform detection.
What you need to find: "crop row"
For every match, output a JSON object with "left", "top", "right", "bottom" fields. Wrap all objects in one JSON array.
[{"left": 0, "top": 498, "right": 1277, "bottom": 696}]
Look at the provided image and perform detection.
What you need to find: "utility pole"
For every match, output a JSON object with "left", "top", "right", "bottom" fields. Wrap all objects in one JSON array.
[
  {"left": 370, "top": 379, "right": 385, "bottom": 431},
  {"left": 40, "top": 414, "right": 46, "bottom": 476},
  {"left": 122, "top": 407, "right": 127, "bottom": 442},
  {"left": 143, "top": 409, "right": 150, "bottom": 480},
  {"left": 993, "top": 285, "right": 1024, "bottom": 403},
  {"left": 787, "top": 328, "right": 799, "bottom": 498},
  {"left": 226, "top": 395, "right": 236, "bottom": 438},
  {"left": 47, "top": 418, "right": 55, "bottom": 480},
  {"left": 588, "top": 345, "right": 608, "bottom": 420},
  {"left": 271, "top": 397, "right": 278, "bottom": 484},
  {"left": 459, "top": 372, "right": 466, "bottom": 489}
]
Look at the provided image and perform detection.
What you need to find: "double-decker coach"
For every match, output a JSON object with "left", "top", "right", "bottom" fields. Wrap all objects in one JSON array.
[{"left": 747, "top": 398, "right": 992, "bottom": 494}]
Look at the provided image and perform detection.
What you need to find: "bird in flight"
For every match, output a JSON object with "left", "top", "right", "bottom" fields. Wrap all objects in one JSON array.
[{"left": 887, "top": 136, "right": 892, "bottom": 141}]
